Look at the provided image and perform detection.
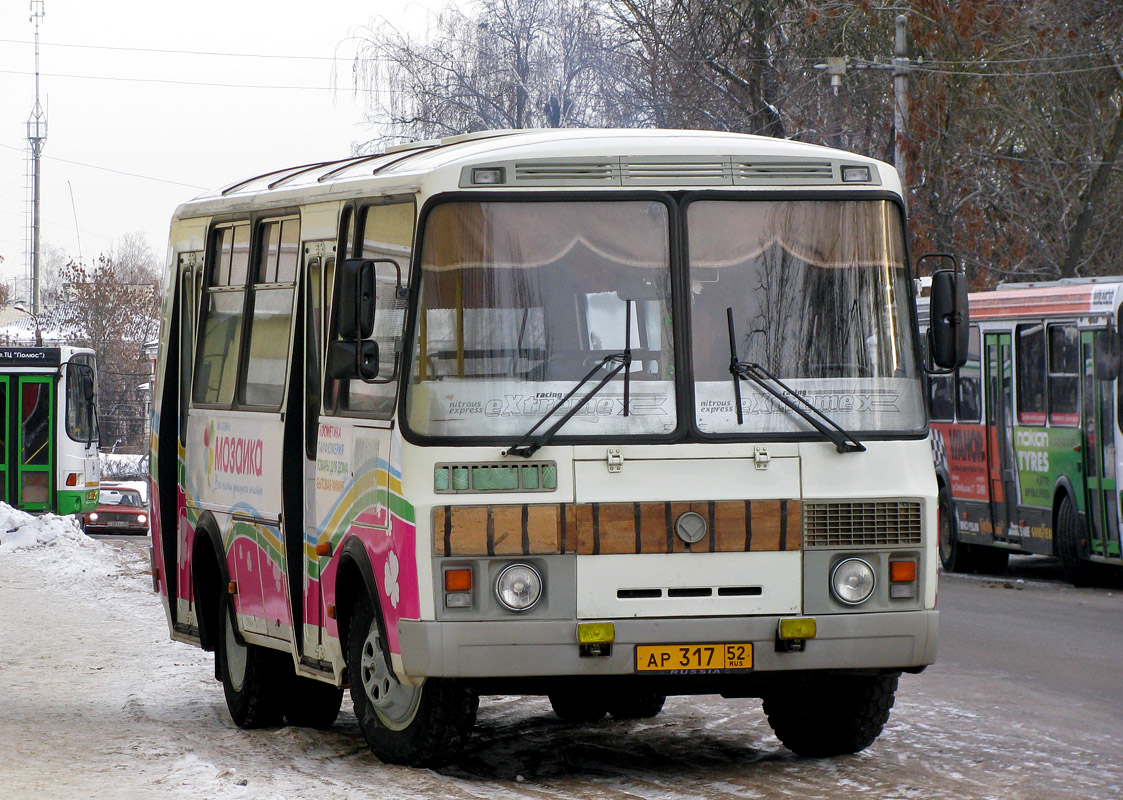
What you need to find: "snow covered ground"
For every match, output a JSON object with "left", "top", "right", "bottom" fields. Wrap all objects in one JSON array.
[{"left": 1, "top": 509, "right": 1120, "bottom": 799}]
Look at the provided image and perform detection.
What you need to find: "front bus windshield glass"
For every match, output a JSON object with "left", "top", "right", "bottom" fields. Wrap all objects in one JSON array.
[
  {"left": 406, "top": 200, "right": 676, "bottom": 440},
  {"left": 687, "top": 199, "right": 923, "bottom": 436}
]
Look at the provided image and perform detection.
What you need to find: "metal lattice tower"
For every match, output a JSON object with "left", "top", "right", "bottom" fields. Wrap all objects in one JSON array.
[{"left": 26, "top": 0, "right": 47, "bottom": 317}]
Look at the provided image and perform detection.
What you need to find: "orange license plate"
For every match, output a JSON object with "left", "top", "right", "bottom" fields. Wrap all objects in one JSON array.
[{"left": 635, "top": 643, "right": 753, "bottom": 674}]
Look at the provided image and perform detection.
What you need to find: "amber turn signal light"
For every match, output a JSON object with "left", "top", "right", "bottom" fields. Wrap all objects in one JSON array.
[
  {"left": 444, "top": 568, "right": 472, "bottom": 592},
  {"left": 889, "top": 560, "right": 917, "bottom": 583}
]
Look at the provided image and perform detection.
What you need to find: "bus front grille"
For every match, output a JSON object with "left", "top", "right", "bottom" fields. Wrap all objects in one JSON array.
[{"left": 802, "top": 501, "right": 922, "bottom": 548}]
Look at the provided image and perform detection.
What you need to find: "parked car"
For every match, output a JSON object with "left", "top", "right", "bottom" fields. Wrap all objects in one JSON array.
[{"left": 82, "top": 484, "right": 149, "bottom": 535}]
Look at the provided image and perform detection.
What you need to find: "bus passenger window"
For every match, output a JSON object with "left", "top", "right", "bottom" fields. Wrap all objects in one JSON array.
[
  {"left": 956, "top": 325, "right": 981, "bottom": 422},
  {"left": 194, "top": 223, "right": 249, "bottom": 406},
  {"left": 242, "top": 218, "right": 298, "bottom": 408},
  {"left": 1016, "top": 324, "right": 1046, "bottom": 425},
  {"left": 1048, "top": 325, "right": 1079, "bottom": 425}
]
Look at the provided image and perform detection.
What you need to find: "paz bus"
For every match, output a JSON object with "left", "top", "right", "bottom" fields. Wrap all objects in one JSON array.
[
  {"left": 922, "top": 278, "right": 1123, "bottom": 586},
  {"left": 150, "top": 128, "right": 966, "bottom": 766},
  {"left": 0, "top": 345, "right": 99, "bottom": 515}
]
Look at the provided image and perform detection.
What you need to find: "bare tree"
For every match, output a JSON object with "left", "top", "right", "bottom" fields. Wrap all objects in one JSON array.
[
  {"left": 351, "top": 0, "right": 617, "bottom": 146},
  {"left": 56, "top": 256, "right": 160, "bottom": 450}
]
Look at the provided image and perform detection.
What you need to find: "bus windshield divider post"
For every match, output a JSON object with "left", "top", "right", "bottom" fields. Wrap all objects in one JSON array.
[
  {"left": 725, "top": 307, "right": 865, "bottom": 454},
  {"left": 504, "top": 301, "right": 633, "bottom": 459}
]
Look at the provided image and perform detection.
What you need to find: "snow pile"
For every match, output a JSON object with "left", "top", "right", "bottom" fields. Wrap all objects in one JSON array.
[{"left": 0, "top": 503, "right": 98, "bottom": 556}]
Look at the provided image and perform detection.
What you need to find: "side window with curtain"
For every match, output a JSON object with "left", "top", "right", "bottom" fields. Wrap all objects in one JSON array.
[
  {"left": 241, "top": 217, "right": 298, "bottom": 408},
  {"left": 194, "top": 223, "right": 250, "bottom": 405},
  {"left": 330, "top": 198, "right": 414, "bottom": 418}
]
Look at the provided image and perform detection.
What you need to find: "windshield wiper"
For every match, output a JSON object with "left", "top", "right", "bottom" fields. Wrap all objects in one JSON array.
[
  {"left": 725, "top": 307, "right": 865, "bottom": 454},
  {"left": 504, "top": 302, "right": 633, "bottom": 459}
]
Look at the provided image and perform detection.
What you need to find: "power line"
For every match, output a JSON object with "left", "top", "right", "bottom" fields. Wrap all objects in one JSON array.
[
  {"left": 0, "top": 37, "right": 345, "bottom": 62},
  {"left": 0, "top": 67, "right": 385, "bottom": 95},
  {"left": 0, "top": 142, "right": 208, "bottom": 189}
]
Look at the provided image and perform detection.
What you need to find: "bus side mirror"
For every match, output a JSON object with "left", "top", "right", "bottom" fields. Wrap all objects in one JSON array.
[
  {"left": 929, "top": 268, "right": 969, "bottom": 370},
  {"left": 328, "top": 340, "right": 380, "bottom": 381},
  {"left": 337, "top": 259, "right": 376, "bottom": 340},
  {"left": 1095, "top": 329, "right": 1121, "bottom": 381}
]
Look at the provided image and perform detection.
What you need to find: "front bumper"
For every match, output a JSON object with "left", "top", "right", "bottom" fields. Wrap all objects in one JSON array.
[{"left": 398, "top": 609, "right": 938, "bottom": 679}]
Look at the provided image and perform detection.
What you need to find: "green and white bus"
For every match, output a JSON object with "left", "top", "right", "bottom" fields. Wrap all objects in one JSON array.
[
  {"left": 0, "top": 346, "right": 99, "bottom": 514},
  {"left": 923, "top": 278, "right": 1123, "bottom": 585}
]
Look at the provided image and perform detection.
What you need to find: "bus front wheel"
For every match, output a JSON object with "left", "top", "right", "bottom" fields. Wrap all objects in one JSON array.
[
  {"left": 218, "top": 595, "right": 287, "bottom": 729},
  {"left": 763, "top": 672, "right": 898, "bottom": 757},
  {"left": 937, "top": 486, "right": 969, "bottom": 573},
  {"left": 347, "top": 593, "right": 478, "bottom": 766}
]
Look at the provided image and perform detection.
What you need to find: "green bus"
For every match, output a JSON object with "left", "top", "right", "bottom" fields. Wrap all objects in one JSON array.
[
  {"left": 0, "top": 346, "right": 99, "bottom": 514},
  {"left": 922, "top": 279, "right": 1123, "bottom": 586}
]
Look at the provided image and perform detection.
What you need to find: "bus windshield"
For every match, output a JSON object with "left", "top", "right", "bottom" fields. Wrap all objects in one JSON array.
[
  {"left": 405, "top": 196, "right": 923, "bottom": 442},
  {"left": 689, "top": 199, "right": 924, "bottom": 435},
  {"left": 406, "top": 199, "right": 676, "bottom": 439}
]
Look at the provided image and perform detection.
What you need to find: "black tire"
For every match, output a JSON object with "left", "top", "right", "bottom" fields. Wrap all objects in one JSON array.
[
  {"left": 348, "top": 593, "right": 478, "bottom": 767},
  {"left": 937, "top": 486, "right": 972, "bottom": 573},
  {"left": 217, "top": 595, "right": 287, "bottom": 729},
  {"left": 283, "top": 675, "right": 344, "bottom": 729},
  {"left": 763, "top": 672, "right": 899, "bottom": 757},
  {"left": 1056, "top": 495, "right": 1097, "bottom": 587},
  {"left": 606, "top": 690, "right": 666, "bottom": 720},
  {"left": 548, "top": 688, "right": 608, "bottom": 723}
]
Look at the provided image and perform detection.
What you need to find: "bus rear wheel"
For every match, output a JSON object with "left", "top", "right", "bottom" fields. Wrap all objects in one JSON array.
[
  {"left": 1056, "top": 495, "right": 1097, "bottom": 587},
  {"left": 218, "top": 595, "right": 287, "bottom": 729},
  {"left": 763, "top": 672, "right": 898, "bottom": 757},
  {"left": 347, "top": 593, "right": 478, "bottom": 766}
]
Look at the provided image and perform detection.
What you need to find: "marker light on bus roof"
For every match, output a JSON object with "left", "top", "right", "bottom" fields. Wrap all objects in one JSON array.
[
  {"left": 472, "top": 167, "right": 505, "bottom": 185},
  {"left": 841, "top": 165, "right": 871, "bottom": 183}
]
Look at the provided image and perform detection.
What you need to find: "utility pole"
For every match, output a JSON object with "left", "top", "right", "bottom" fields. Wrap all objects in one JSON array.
[
  {"left": 892, "top": 14, "right": 909, "bottom": 197},
  {"left": 815, "top": 14, "right": 913, "bottom": 203},
  {"left": 27, "top": 0, "right": 47, "bottom": 326}
]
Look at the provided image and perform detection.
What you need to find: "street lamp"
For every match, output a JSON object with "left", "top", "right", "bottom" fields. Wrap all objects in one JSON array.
[{"left": 12, "top": 302, "right": 43, "bottom": 346}]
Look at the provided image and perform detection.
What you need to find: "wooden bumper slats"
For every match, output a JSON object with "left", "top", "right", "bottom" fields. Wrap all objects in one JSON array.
[{"left": 435, "top": 500, "right": 801, "bottom": 556}]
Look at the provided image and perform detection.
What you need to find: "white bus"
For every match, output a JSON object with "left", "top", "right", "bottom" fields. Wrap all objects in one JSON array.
[
  {"left": 150, "top": 129, "right": 966, "bottom": 766},
  {"left": 0, "top": 345, "right": 99, "bottom": 515}
]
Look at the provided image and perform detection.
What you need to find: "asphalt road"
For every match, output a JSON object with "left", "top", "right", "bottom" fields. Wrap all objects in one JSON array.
[{"left": 936, "top": 555, "right": 1123, "bottom": 718}]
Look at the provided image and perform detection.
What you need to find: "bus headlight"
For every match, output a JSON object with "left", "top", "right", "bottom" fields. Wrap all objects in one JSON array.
[
  {"left": 830, "top": 557, "right": 876, "bottom": 605},
  {"left": 88, "top": 512, "right": 99, "bottom": 522},
  {"left": 137, "top": 514, "right": 147, "bottom": 525},
  {"left": 494, "top": 563, "right": 542, "bottom": 612}
]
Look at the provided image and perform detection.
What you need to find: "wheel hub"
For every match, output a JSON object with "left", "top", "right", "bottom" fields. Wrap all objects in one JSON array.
[
  {"left": 359, "top": 625, "right": 421, "bottom": 730},
  {"left": 224, "top": 612, "right": 248, "bottom": 692}
]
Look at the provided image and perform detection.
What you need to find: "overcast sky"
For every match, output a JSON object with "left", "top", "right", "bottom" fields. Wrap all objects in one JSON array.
[{"left": 0, "top": 0, "right": 441, "bottom": 296}]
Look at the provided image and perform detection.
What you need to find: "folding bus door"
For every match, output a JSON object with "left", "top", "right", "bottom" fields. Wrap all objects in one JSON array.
[
  {"left": 1081, "top": 332, "right": 1121, "bottom": 559},
  {"left": 0, "top": 376, "right": 56, "bottom": 512},
  {"left": 985, "top": 333, "right": 1017, "bottom": 541}
]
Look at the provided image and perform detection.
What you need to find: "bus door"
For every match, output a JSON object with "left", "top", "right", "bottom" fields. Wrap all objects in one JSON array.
[
  {"left": 1080, "top": 332, "right": 1120, "bottom": 558},
  {"left": 0, "top": 375, "right": 55, "bottom": 511},
  {"left": 985, "top": 333, "right": 1017, "bottom": 540}
]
